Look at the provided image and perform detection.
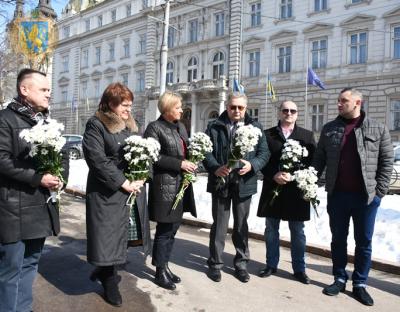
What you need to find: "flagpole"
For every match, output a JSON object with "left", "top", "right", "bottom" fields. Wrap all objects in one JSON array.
[{"left": 305, "top": 59, "right": 309, "bottom": 130}]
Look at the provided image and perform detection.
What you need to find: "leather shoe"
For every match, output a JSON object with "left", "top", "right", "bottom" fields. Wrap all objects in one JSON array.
[
  {"left": 322, "top": 280, "right": 346, "bottom": 296},
  {"left": 353, "top": 287, "right": 374, "bottom": 306},
  {"left": 258, "top": 266, "right": 277, "bottom": 278},
  {"left": 101, "top": 276, "right": 122, "bottom": 307},
  {"left": 155, "top": 267, "right": 176, "bottom": 290},
  {"left": 207, "top": 268, "right": 221, "bottom": 282},
  {"left": 235, "top": 269, "right": 250, "bottom": 283},
  {"left": 165, "top": 264, "right": 181, "bottom": 283},
  {"left": 293, "top": 272, "right": 310, "bottom": 284}
]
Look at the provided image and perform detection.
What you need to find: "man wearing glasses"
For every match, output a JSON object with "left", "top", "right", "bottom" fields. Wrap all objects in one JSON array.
[
  {"left": 203, "top": 92, "right": 269, "bottom": 283},
  {"left": 257, "top": 100, "right": 316, "bottom": 284},
  {"left": 313, "top": 88, "right": 393, "bottom": 306}
]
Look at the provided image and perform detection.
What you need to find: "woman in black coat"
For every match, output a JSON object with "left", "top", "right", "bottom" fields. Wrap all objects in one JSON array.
[
  {"left": 257, "top": 101, "right": 316, "bottom": 284},
  {"left": 83, "top": 83, "right": 151, "bottom": 307},
  {"left": 144, "top": 91, "right": 197, "bottom": 290}
]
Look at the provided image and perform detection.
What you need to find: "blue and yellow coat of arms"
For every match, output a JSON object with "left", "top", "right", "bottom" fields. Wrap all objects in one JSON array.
[{"left": 9, "top": 16, "right": 58, "bottom": 71}]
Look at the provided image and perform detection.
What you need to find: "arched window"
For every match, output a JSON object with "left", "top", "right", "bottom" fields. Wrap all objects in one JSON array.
[
  {"left": 208, "top": 110, "right": 219, "bottom": 123},
  {"left": 212, "top": 52, "right": 225, "bottom": 79},
  {"left": 187, "top": 56, "right": 198, "bottom": 82},
  {"left": 166, "top": 61, "right": 174, "bottom": 84}
]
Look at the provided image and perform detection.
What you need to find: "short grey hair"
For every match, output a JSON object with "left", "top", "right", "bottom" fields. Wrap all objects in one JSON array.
[
  {"left": 340, "top": 87, "right": 363, "bottom": 101},
  {"left": 227, "top": 92, "right": 248, "bottom": 106}
]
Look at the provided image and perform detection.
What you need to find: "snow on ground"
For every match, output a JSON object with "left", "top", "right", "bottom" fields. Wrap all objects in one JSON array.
[{"left": 68, "top": 159, "right": 400, "bottom": 264}]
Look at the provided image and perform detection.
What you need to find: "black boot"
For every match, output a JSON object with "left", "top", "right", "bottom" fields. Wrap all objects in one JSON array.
[
  {"left": 165, "top": 264, "right": 181, "bottom": 283},
  {"left": 91, "top": 266, "right": 122, "bottom": 307},
  {"left": 155, "top": 267, "right": 176, "bottom": 290}
]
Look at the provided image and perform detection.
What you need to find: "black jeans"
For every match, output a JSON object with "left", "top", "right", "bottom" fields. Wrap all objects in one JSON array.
[
  {"left": 208, "top": 191, "right": 251, "bottom": 270},
  {"left": 152, "top": 222, "right": 181, "bottom": 267}
]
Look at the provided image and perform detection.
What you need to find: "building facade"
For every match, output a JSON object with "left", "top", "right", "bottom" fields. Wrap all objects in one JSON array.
[{"left": 52, "top": 0, "right": 400, "bottom": 140}]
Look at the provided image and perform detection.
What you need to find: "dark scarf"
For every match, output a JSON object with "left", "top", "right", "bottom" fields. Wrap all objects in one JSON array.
[{"left": 8, "top": 97, "right": 49, "bottom": 124}]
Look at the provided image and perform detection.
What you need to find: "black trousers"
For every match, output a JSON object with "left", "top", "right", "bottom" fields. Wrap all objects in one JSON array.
[
  {"left": 152, "top": 221, "right": 181, "bottom": 267},
  {"left": 208, "top": 192, "right": 251, "bottom": 270}
]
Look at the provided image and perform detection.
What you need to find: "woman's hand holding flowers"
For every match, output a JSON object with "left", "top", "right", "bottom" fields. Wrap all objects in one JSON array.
[{"left": 181, "top": 160, "right": 197, "bottom": 173}]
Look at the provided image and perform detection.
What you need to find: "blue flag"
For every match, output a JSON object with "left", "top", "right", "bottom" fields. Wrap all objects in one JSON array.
[
  {"left": 307, "top": 67, "right": 326, "bottom": 90},
  {"left": 233, "top": 79, "right": 245, "bottom": 94}
]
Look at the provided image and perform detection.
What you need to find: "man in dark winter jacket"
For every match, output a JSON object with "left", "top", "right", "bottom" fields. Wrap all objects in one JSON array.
[
  {"left": 203, "top": 92, "right": 269, "bottom": 283},
  {"left": 313, "top": 87, "right": 393, "bottom": 306},
  {"left": 0, "top": 69, "right": 68, "bottom": 312},
  {"left": 257, "top": 100, "right": 316, "bottom": 284}
]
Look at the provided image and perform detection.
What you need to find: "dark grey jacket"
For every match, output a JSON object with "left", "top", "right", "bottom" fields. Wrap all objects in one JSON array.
[
  {"left": 203, "top": 111, "right": 269, "bottom": 198},
  {"left": 83, "top": 111, "right": 151, "bottom": 266},
  {"left": 0, "top": 100, "right": 69, "bottom": 243},
  {"left": 312, "top": 112, "right": 393, "bottom": 204},
  {"left": 144, "top": 116, "right": 196, "bottom": 223}
]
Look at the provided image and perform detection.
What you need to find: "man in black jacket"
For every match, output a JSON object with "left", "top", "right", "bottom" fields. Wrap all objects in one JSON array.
[
  {"left": 257, "top": 101, "right": 316, "bottom": 284},
  {"left": 0, "top": 69, "right": 68, "bottom": 312},
  {"left": 203, "top": 92, "right": 269, "bottom": 283},
  {"left": 313, "top": 88, "right": 393, "bottom": 306}
]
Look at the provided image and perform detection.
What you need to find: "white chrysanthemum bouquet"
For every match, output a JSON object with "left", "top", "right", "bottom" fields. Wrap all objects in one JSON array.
[
  {"left": 19, "top": 118, "right": 66, "bottom": 203},
  {"left": 279, "top": 139, "right": 309, "bottom": 171},
  {"left": 217, "top": 123, "right": 262, "bottom": 188},
  {"left": 123, "top": 135, "right": 160, "bottom": 208},
  {"left": 172, "top": 132, "right": 213, "bottom": 210},
  {"left": 293, "top": 167, "right": 320, "bottom": 215}
]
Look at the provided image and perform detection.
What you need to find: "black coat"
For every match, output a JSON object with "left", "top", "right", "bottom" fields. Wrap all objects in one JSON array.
[
  {"left": 83, "top": 111, "right": 151, "bottom": 266},
  {"left": 203, "top": 111, "right": 270, "bottom": 198},
  {"left": 144, "top": 116, "right": 196, "bottom": 223},
  {"left": 257, "top": 123, "right": 316, "bottom": 221},
  {"left": 0, "top": 100, "right": 69, "bottom": 243}
]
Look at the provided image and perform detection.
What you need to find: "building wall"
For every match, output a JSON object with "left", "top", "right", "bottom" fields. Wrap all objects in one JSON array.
[{"left": 51, "top": 0, "right": 400, "bottom": 140}]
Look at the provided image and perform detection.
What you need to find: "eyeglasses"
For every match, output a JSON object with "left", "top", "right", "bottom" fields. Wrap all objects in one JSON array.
[
  {"left": 281, "top": 109, "right": 297, "bottom": 114},
  {"left": 229, "top": 105, "right": 246, "bottom": 112}
]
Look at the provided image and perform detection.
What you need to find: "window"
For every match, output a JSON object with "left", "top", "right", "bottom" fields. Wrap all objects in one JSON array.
[
  {"left": 187, "top": 57, "right": 198, "bottom": 82},
  {"left": 212, "top": 52, "right": 225, "bottom": 79},
  {"left": 111, "top": 9, "right": 116, "bottom": 22},
  {"left": 311, "top": 104, "right": 324, "bottom": 131},
  {"left": 247, "top": 108, "right": 259, "bottom": 122},
  {"left": 391, "top": 100, "right": 400, "bottom": 130},
  {"left": 142, "top": 0, "right": 148, "bottom": 8},
  {"left": 250, "top": 2, "right": 261, "bottom": 27},
  {"left": 189, "top": 20, "right": 198, "bottom": 43},
  {"left": 126, "top": 4, "right": 131, "bottom": 17},
  {"left": 394, "top": 26, "right": 400, "bottom": 59},
  {"left": 350, "top": 32, "right": 367, "bottom": 64},
  {"left": 207, "top": 111, "right": 219, "bottom": 123},
  {"left": 311, "top": 39, "right": 327, "bottom": 69},
  {"left": 81, "top": 49, "right": 89, "bottom": 68},
  {"left": 85, "top": 19, "right": 90, "bottom": 32},
  {"left": 249, "top": 51, "right": 260, "bottom": 77},
  {"left": 81, "top": 81, "right": 88, "bottom": 100},
  {"left": 106, "top": 76, "right": 113, "bottom": 85},
  {"left": 139, "top": 35, "right": 146, "bottom": 54},
  {"left": 61, "top": 87, "right": 68, "bottom": 102},
  {"left": 121, "top": 73, "right": 128, "bottom": 86},
  {"left": 61, "top": 55, "right": 69, "bottom": 72},
  {"left": 97, "top": 15, "right": 103, "bottom": 27},
  {"left": 94, "top": 46, "right": 101, "bottom": 65},
  {"left": 278, "top": 45, "right": 291, "bottom": 73},
  {"left": 63, "top": 26, "right": 70, "bottom": 38},
  {"left": 314, "top": 0, "right": 327, "bottom": 11},
  {"left": 108, "top": 42, "right": 115, "bottom": 61},
  {"left": 166, "top": 62, "right": 174, "bottom": 84},
  {"left": 168, "top": 28, "right": 175, "bottom": 48},
  {"left": 136, "top": 71, "right": 145, "bottom": 92},
  {"left": 280, "top": 0, "right": 292, "bottom": 19},
  {"left": 94, "top": 79, "right": 101, "bottom": 98},
  {"left": 215, "top": 13, "right": 225, "bottom": 36},
  {"left": 123, "top": 39, "right": 130, "bottom": 58}
]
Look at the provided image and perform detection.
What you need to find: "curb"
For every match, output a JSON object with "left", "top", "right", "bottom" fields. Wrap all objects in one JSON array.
[{"left": 64, "top": 187, "right": 400, "bottom": 276}]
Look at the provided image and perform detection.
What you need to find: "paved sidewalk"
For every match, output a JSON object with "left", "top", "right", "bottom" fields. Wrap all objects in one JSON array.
[{"left": 33, "top": 194, "right": 400, "bottom": 312}]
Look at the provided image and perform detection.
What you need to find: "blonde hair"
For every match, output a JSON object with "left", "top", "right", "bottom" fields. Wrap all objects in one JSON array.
[{"left": 158, "top": 91, "right": 182, "bottom": 114}]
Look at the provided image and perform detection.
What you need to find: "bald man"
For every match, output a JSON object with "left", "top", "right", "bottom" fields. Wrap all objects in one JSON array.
[
  {"left": 257, "top": 100, "right": 316, "bottom": 284},
  {"left": 0, "top": 69, "right": 69, "bottom": 312}
]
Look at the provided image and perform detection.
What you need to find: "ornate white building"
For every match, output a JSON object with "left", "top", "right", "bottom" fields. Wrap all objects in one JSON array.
[{"left": 52, "top": 0, "right": 400, "bottom": 140}]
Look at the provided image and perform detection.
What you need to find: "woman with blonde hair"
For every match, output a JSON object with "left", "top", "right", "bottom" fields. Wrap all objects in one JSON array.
[
  {"left": 144, "top": 91, "right": 197, "bottom": 290},
  {"left": 83, "top": 83, "right": 151, "bottom": 306}
]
